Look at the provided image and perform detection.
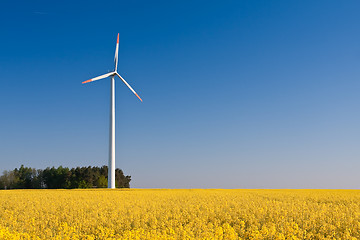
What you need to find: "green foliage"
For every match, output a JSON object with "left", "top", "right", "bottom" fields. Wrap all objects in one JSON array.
[
  {"left": 0, "top": 165, "right": 131, "bottom": 189},
  {"left": 96, "top": 175, "right": 108, "bottom": 188}
]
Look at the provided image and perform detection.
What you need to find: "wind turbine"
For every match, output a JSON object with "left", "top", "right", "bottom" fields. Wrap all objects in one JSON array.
[{"left": 82, "top": 33, "right": 142, "bottom": 189}]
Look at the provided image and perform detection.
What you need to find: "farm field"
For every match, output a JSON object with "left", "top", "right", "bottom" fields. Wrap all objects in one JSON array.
[{"left": 1, "top": 189, "right": 360, "bottom": 239}]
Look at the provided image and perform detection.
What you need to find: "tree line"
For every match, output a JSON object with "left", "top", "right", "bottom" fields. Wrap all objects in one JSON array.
[{"left": 0, "top": 165, "right": 131, "bottom": 189}]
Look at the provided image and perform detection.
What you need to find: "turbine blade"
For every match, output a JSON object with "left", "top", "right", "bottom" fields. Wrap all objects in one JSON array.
[
  {"left": 115, "top": 72, "right": 142, "bottom": 102},
  {"left": 114, "top": 33, "right": 119, "bottom": 72},
  {"left": 82, "top": 72, "right": 114, "bottom": 84}
]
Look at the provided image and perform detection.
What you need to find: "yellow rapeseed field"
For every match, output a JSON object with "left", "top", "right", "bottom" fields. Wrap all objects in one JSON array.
[{"left": 1, "top": 189, "right": 359, "bottom": 239}]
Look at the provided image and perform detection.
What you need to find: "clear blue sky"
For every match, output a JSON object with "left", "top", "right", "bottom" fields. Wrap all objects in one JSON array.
[{"left": 1, "top": 0, "right": 360, "bottom": 188}]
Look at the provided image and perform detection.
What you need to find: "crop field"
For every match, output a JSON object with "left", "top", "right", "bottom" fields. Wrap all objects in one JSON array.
[{"left": 1, "top": 189, "right": 360, "bottom": 239}]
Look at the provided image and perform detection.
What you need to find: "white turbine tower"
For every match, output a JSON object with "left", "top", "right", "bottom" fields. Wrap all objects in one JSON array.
[{"left": 82, "top": 33, "right": 142, "bottom": 189}]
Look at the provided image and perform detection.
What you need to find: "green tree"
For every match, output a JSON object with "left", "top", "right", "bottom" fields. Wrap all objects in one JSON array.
[
  {"left": 0, "top": 165, "right": 131, "bottom": 189},
  {"left": 0, "top": 170, "right": 18, "bottom": 189},
  {"left": 96, "top": 175, "right": 108, "bottom": 188}
]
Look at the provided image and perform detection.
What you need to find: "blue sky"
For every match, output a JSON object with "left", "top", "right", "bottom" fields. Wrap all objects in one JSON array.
[{"left": 1, "top": 1, "right": 360, "bottom": 188}]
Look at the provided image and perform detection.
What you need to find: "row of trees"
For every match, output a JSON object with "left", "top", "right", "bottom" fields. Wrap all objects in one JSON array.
[{"left": 0, "top": 165, "right": 131, "bottom": 189}]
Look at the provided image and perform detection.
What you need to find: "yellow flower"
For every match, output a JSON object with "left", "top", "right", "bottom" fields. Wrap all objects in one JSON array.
[{"left": 0, "top": 189, "right": 359, "bottom": 239}]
